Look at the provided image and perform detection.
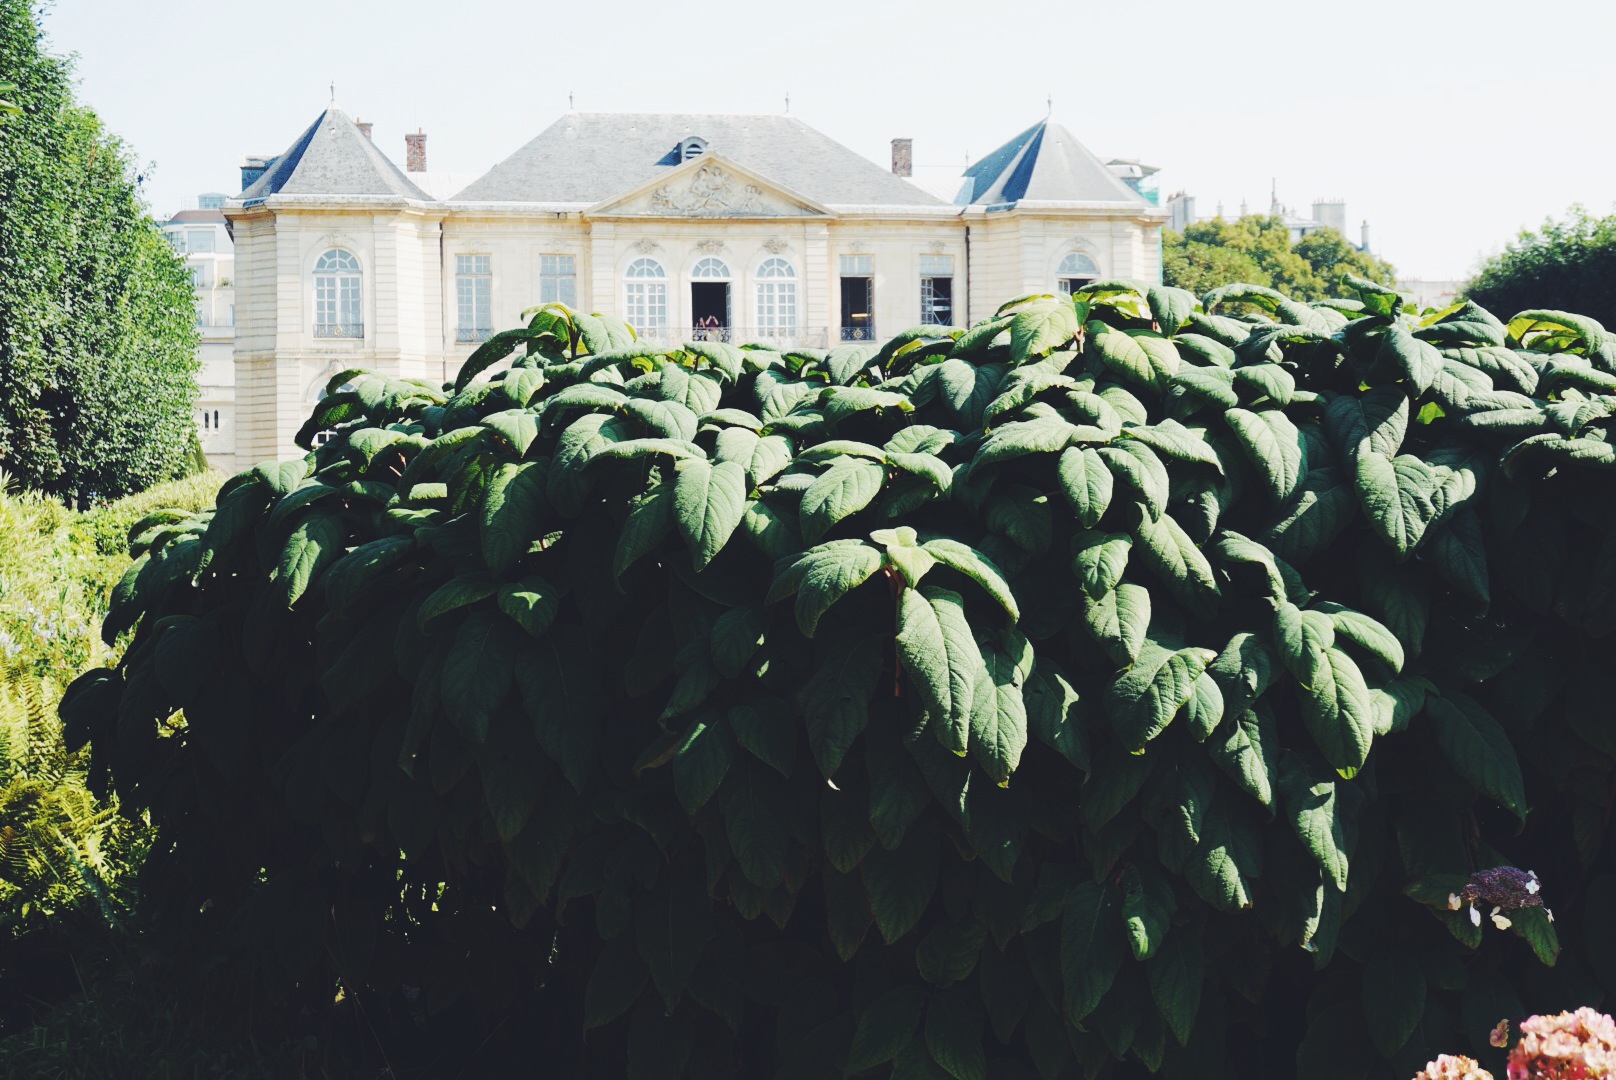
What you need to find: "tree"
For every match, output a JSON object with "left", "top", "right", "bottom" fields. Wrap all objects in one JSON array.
[
  {"left": 63, "top": 285, "right": 1616, "bottom": 1077},
  {"left": 1466, "top": 205, "right": 1616, "bottom": 334},
  {"left": 1163, "top": 214, "right": 1397, "bottom": 301},
  {"left": 0, "top": 1, "right": 198, "bottom": 502}
]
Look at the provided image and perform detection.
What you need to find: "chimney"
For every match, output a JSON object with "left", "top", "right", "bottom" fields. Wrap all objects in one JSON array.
[
  {"left": 1360, "top": 220, "right": 1371, "bottom": 253},
  {"left": 356, "top": 118, "right": 373, "bottom": 141},
  {"left": 240, "top": 155, "right": 272, "bottom": 191},
  {"left": 891, "top": 138, "right": 912, "bottom": 178},
  {"left": 405, "top": 128, "right": 427, "bottom": 173}
]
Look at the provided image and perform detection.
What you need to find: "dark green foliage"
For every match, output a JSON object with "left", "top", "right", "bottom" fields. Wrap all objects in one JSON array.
[
  {"left": 0, "top": 0, "right": 198, "bottom": 501},
  {"left": 1163, "top": 215, "right": 1398, "bottom": 302},
  {"left": 65, "top": 282, "right": 1616, "bottom": 1077},
  {"left": 1467, "top": 205, "right": 1616, "bottom": 338}
]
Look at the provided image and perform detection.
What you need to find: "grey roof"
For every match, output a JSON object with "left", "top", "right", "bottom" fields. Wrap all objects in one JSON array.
[
  {"left": 238, "top": 107, "right": 431, "bottom": 202},
  {"left": 961, "top": 119, "right": 1147, "bottom": 207},
  {"left": 453, "top": 112, "right": 943, "bottom": 207}
]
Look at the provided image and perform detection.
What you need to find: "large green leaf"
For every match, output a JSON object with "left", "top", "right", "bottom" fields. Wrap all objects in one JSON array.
[
  {"left": 1147, "top": 928, "right": 1204, "bottom": 1045},
  {"left": 274, "top": 507, "right": 345, "bottom": 606},
  {"left": 614, "top": 478, "right": 675, "bottom": 582},
  {"left": 800, "top": 458, "right": 885, "bottom": 544},
  {"left": 863, "top": 819, "right": 940, "bottom": 943},
  {"left": 1072, "top": 530, "right": 1132, "bottom": 600},
  {"left": 920, "top": 538, "right": 1020, "bottom": 622},
  {"left": 924, "top": 985, "right": 987, "bottom": 1080},
  {"left": 673, "top": 458, "right": 748, "bottom": 570},
  {"left": 1360, "top": 951, "right": 1425, "bottom": 1058},
  {"left": 517, "top": 636, "right": 596, "bottom": 790},
  {"left": 441, "top": 609, "right": 517, "bottom": 743},
  {"left": 1061, "top": 879, "right": 1124, "bottom": 1025},
  {"left": 969, "top": 630, "right": 1033, "bottom": 786},
  {"left": 1057, "top": 446, "right": 1114, "bottom": 528},
  {"left": 799, "top": 632, "right": 883, "bottom": 777},
  {"left": 769, "top": 540, "right": 884, "bottom": 638},
  {"left": 1427, "top": 693, "right": 1527, "bottom": 821},
  {"left": 1128, "top": 507, "right": 1221, "bottom": 618},
  {"left": 1277, "top": 755, "right": 1349, "bottom": 892},
  {"left": 1225, "top": 408, "right": 1307, "bottom": 502},
  {"left": 1353, "top": 452, "right": 1445, "bottom": 556},
  {"left": 895, "top": 587, "right": 984, "bottom": 756},
  {"left": 481, "top": 460, "right": 549, "bottom": 575},
  {"left": 1121, "top": 863, "right": 1176, "bottom": 961},
  {"left": 1098, "top": 441, "right": 1170, "bottom": 521},
  {"left": 1105, "top": 643, "right": 1216, "bottom": 752},
  {"left": 1010, "top": 298, "right": 1080, "bottom": 364},
  {"left": 846, "top": 986, "right": 927, "bottom": 1074}
]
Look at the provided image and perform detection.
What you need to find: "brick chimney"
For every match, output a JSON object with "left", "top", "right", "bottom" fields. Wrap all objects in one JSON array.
[
  {"left": 891, "top": 138, "right": 913, "bottom": 178},
  {"left": 356, "top": 118, "right": 373, "bottom": 141},
  {"left": 405, "top": 128, "right": 427, "bottom": 172}
]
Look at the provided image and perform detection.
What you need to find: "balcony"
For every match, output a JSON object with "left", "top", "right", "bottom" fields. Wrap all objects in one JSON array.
[
  {"left": 456, "top": 327, "right": 494, "bottom": 344},
  {"left": 839, "top": 324, "right": 879, "bottom": 342},
  {"left": 314, "top": 322, "right": 364, "bottom": 340},
  {"left": 673, "top": 326, "right": 831, "bottom": 349}
]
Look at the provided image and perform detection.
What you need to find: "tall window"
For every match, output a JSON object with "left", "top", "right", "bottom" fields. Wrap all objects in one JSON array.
[
  {"left": 839, "top": 255, "right": 874, "bottom": 341},
  {"left": 540, "top": 254, "right": 576, "bottom": 307},
  {"left": 1057, "top": 252, "right": 1100, "bottom": 295},
  {"left": 919, "top": 254, "right": 954, "bottom": 326},
  {"left": 455, "top": 254, "right": 492, "bottom": 342},
  {"left": 755, "top": 257, "right": 797, "bottom": 342},
  {"left": 624, "top": 257, "right": 668, "bottom": 337},
  {"left": 314, "top": 249, "right": 363, "bottom": 338}
]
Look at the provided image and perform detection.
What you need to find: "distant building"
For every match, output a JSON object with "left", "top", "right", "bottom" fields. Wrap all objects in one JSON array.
[
  {"left": 1163, "top": 185, "right": 1374, "bottom": 253},
  {"left": 160, "top": 201, "right": 236, "bottom": 471},
  {"left": 1398, "top": 279, "right": 1464, "bottom": 312},
  {"left": 222, "top": 108, "right": 1169, "bottom": 463}
]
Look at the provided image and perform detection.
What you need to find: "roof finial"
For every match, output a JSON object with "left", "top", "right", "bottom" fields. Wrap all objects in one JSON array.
[
  {"left": 1047, "top": 93, "right": 1053, "bottom": 116},
  {"left": 329, "top": 80, "right": 335, "bottom": 105},
  {"left": 568, "top": 90, "right": 574, "bottom": 110},
  {"left": 785, "top": 91, "right": 790, "bottom": 114}
]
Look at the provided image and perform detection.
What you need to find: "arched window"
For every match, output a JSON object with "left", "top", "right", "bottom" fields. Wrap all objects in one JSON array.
[
  {"left": 314, "top": 249, "right": 363, "bottom": 338},
  {"left": 755, "top": 257, "right": 797, "bottom": 341},
  {"left": 679, "top": 136, "right": 708, "bottom": 163},
  {"left": 624, "top": 257, "right": 668, "bottom": 337},
  {"left": 691, "top": 257, "right": 730, "bottom": 279},
  {"left": 1056, "top": 252, "right": 1100, "bottom": 295}
]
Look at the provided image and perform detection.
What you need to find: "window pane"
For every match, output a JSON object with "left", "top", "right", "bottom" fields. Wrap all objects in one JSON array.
[
  {"left": 840, "top": 255, "right": 873, "bottom": 275},
  {"left": 921, "top": 277, "right": 953, "bottom": 325},
  {"left": 188, "top": 229, "right": 216, "bottom": 253},
  {"left": 539, "top": 254, "right": 576, "bottom": 308},
  {"left": 918, "top": 254, "right": 952, "bottom": 276}
]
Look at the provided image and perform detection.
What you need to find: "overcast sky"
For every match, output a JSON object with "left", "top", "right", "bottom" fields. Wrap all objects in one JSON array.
[{"left": 41, "top": 0, "right": 1616, "bottom": 281}]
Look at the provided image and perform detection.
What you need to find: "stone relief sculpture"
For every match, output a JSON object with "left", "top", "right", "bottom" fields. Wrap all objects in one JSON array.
[{"left": 641, "top": 164, "right": 777, "bottom": 217}]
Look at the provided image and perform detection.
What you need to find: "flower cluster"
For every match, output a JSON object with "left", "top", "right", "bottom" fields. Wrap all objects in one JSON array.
[
  {"left": 1506, "top": 1008, "right": 1616, "bottom": 1079},
  {"left": 1446, "top": 867, "right": 1550, "bottom": 930},
  {"left": 1416, "top": 1054, "right": 1493, "bottom": 1080}
]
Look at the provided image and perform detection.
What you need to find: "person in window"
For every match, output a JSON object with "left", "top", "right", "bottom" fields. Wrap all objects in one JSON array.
[{"left": 696, "top": 314, "right": 720, "bottom": 341}]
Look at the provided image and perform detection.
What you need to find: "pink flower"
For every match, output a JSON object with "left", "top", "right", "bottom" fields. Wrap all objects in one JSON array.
[
  {"left": 1415, "top": 1054, "right": 1494, "bottom": 1080},
  {"left": 1507, "top": 1008, "right": 1616, "bottom": 1079}
]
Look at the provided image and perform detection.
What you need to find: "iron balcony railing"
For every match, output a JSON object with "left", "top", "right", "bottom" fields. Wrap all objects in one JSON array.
[
  {"left": 314, "top": 322, "right": 364, "bottom": 340},
  {"left": 456, "top": 327, "right": 494, "bottom": 344},
  {"left": 839, "top": 324, "right": 878, "bottom": 342},
  {"left": 651, "top": 326, "right": 831, "bottom": 349}
]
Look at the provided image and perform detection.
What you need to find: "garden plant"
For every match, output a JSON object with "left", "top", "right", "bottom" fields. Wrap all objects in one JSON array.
[{"left": 60, "top": 279, "right": 1616, "bottom": 1077}]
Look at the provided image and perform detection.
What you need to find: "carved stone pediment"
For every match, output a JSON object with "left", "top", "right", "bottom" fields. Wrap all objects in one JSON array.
[{"left": 590, "top": 153, "right": 832, "bottom": 220}]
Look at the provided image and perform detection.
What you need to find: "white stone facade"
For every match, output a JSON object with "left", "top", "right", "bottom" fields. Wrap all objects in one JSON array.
[
  {"left": 162, "top": 203, "right": 237, "bottom": 472},
  {"left": 225, "top": 112, "right": 1167, "bottom": 465}
]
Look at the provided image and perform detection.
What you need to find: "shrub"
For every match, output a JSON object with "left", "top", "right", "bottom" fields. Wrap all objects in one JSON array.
[
  {"left": 1466, "top": 207, "right": 1616, "bottom": 340},
  {"left": 61, "top": 283, "right": 1616, "bottom": 1076}
]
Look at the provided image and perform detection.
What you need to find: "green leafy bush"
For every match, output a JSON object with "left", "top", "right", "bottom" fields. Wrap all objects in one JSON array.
[
  {"left": 1466, "top": 206, "right": 1616, "bottom": 340},
  {"left": 62, "top": 284, "right": 1616, "bottom": 1077}
]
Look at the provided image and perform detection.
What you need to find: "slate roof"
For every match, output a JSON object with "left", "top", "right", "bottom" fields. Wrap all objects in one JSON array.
[
  {"left": 452, "top": 113, "right": 943, "bottom": 208},
  {"left": 238, "top": 107, "right": 430, "bottom": 203},
  {"left": 960, "top": 119, "right": 1147, "bottom": 207}
]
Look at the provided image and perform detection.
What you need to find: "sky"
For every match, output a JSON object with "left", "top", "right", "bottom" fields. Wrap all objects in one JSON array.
[{"left": 39, "top": 0, "right": 1616, "bottom": 282}]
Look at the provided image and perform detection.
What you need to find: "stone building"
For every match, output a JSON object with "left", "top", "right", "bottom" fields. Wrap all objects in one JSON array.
[
  {"left": 223, "top": 108, "right": 1167, "bottom": 463},
  {"left": 160, "top": 199, "right": 237, "bottom": 471}
]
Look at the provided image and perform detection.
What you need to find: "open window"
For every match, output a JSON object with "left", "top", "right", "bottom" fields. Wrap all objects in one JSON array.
[
  {"left": 839, "top": 255, "right": 874, "bottom": 341},
  {"left": 690, "top": 257, "right": 731, "bottom": 340},
  {"left": 919, "top": 254, "right": 953, "bottom": 326}
]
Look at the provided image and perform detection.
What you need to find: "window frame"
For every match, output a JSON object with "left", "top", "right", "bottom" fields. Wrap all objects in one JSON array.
[
  {"left": 454, "top": 253, "right": 493, "bottom": 343},
  {"left": 755, "top": 257, "right": 798, "bottom": 341},
  {"left": 539, "top": 253, "right": 577, "bottom": 307},
  {"left": 313, "top": 248, "right": 364, "bottom": 339},
  {"left": 623, "top": 256, "right": 669, "bottom": 337}
]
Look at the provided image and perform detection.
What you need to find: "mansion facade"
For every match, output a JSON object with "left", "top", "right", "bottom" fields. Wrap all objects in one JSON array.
[{"left": 221, "top": 108, "right": 1168, "bottom": 466}]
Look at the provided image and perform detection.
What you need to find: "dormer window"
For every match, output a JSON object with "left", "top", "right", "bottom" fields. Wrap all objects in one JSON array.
[{"left": 678, "top": 136, "right": 708, "bottom": 163}]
